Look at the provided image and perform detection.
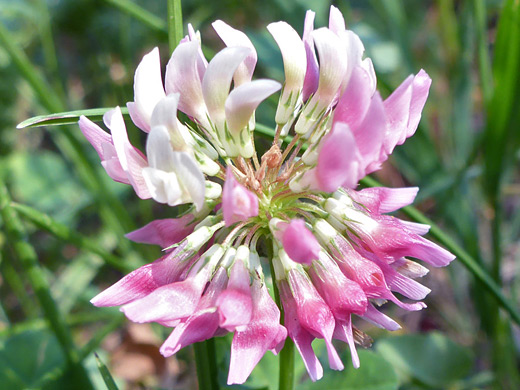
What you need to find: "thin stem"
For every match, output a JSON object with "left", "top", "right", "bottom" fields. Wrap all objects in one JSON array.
[
  {"left": 167, "top": 0, "right": 184, "bottom": 53},
  {"left": 268, "top": 251, "right": 295, "bottom": 390},
  {"left": 280, "top": 134, "right": 301, "bottom": 164},
  {"left": 473, "top": 0, "right": 493, "bottom": 104},
  {"left": 193, "top": 340, "right": 219, "bottom": 390}
]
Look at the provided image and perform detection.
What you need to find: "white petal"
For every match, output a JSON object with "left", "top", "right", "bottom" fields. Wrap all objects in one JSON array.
[
  {"left": 150, "top": 94, "right": 193, "bottom": 151},
  {"left": 142, "top": 167, "right": 182, "bottom": 206},
  {"left": 146, "top": 125, "right": 176, "bottom": 171},
  {"left": 202, "top": 46, "right": 251, "bottom": 129},
  {"left": 212, "top": 20, "right": 257, "bottom": 86},
  {"left": 311, "top": 28, "right": 348, "bottom": 102},
  {"left": 225, "top": 79, "right": 281, "bottom": 134},
  {"left": 171, "top": 151, "right": 206, "bottom": 211},
  {"left": 329, "top": 5, "right": 346, "bottom": 34},
  {"left": 103, "top": 107, "right": 130, "bottom": 170},
  {"left": 267, "top": 21, "right": 306, "bottom": 92},
  {"left": 132, "top": 48, "right": 166, "bottom": 132}
]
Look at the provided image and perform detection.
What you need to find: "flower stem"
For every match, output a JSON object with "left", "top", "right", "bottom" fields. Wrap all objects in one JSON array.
[
  {"left": 167, "top": 0, "right": 183, "bottom": 53},
  {"left": 278, "top": 337, "right": 295, "bottom": 390},
  {"left": 268, "top": 250, "right": 295, "bottom": 390},
  {"left": 193, "top": 340, "right": 219, "bottom": 390}
]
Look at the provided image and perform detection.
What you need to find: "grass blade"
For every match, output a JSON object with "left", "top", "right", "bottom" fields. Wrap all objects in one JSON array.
[
  {"left": 95, "top": 353, "right": 119, "bottom": 390},
  {"left": 103, "top": 0, "right": 167, "bottom": 35},
  {"left": 17, "top": 108, "right": 129, "bottom": 129},
  {"left": 10, "top": 202, "right": 136, "bottom": 272}
]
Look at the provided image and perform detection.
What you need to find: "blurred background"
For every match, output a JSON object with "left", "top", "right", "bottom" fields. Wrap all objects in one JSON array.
[{"left": 0, "top": 0, "right": 519, "bottom": 389}]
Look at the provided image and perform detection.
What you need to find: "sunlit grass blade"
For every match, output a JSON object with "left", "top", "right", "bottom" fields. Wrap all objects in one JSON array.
[
  {"left": 17, "top": 108, "right": 130, "bottom": 129},
  {"left": 95, "top": 353, "right": 119, "bottom": 390},
  {"left": 0, "top": 182, "right": 93, "bottom": 389},
  {"left": 103, "top": 0, "right": 167, "bottom": 35}
]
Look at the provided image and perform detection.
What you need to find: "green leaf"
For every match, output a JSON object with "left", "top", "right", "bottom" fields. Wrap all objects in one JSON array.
[
  {"left": 298, "top": 349, "right": 398, "bottom": 390},
  {"left": 0, "top": 330, "right": 66, "bottom": 389},
  {"left": 375, "top": 333, "right": 473, "bottom": 388},
  {"left": 17, "top": 107, "right": 130, "bottom": 129}
]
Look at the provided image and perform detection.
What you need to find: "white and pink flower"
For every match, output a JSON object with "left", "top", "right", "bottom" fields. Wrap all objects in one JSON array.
[{"left": 81, "top": 6, "right": 455, "bottom": 385}]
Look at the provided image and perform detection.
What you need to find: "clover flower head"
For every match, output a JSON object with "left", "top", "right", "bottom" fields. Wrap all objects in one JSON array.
[{"left": 81, "top": 6, "right": 455, "bottom": 384}]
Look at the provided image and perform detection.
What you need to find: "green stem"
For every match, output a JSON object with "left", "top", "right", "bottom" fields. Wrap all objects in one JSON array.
[
  {"left": 268, "top": 251, "right": 295, "bottom": 390},
  {"left": 167, "top": 0, "right": 183, "bottom": 53},
  {"left": 0, "top": 182, "right": 93, "bottom": 389},
  {"left": 278, "top": 337, "right": 295, "bottom": 390},
  {"left": 473, "top": 0, "right": 493, "bottom": 104},
  {"left": 361, "top": 176, "right": 520, "bottom": 326},
  {"left": 193, "top": 340, "right": 219, "bottom": 390}
]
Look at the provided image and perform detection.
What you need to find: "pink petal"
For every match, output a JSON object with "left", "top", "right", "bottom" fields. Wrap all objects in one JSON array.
[
  {"left": 120, "top": 268, "right": 209, "bottom": 323},
  {"left": 355, "top": 216, "right": 456, "bottom": 267},
  {"left": 348, "top": 187, "right": 419, "bottom": 214},
  {"left": 222, "top": 167, "right": 259, "bottom": 226},
  {"left": 91, "top": 253, "right": 190, "bottom": 307},
  {"left": 362, "top": 303, "right": 401, "bottom": 331},
  {"left": 281, "top": 219, "right": 320, "bottom": 265},
  {"left": 309, "top": 253, "right": 368, "bottom": 318},
  {"left": 165, "top": 41, "right": 209, "bottom": 128},
  {"left": 124, "top": 143, "right": 151, "bottom": 199},
  {"left": 130, "top": 47, "right": 166, "bottom": 132},
  {"left": 78, "top": 115, "right": 111, "bottom": 159},
  {"left": 160, "top": 267, "right": 228, "bottom": 356},
  {"left": 288, "top": 269, "right": 344, "bottom": 371},
  {"left": 353, "top": 93, "right": 386, "bottom": 174},
  {"left": 227, "top": 279, "right": 287, "bottom": 385},
  {"left": 383, "top": 69, "right": 432, "bottom": 155},
  {"left": 104, "top": 107, "right": 150, "bottom": 198},
  {"left": 125, "top": 214, "right": 195, "bottom": 248},
  {"left": 333, "top": 318, "right": 360, "bottom": 369},
  {"left": 216, "top": 259, "right": 252, "bottom": 331},
  {"left": 333, "top": 65, "right": 373, "bottom": 131},
  {"left": 316, "top": 122, "right": 362, "bottom": 191},
  {"left": 278, "top": 280, "right": 323, "bottom": 381}
]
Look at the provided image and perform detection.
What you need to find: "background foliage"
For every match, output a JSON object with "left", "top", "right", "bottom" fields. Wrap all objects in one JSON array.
[{"left": 0, "top": 0, "right": 519, "bottom": 389}]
